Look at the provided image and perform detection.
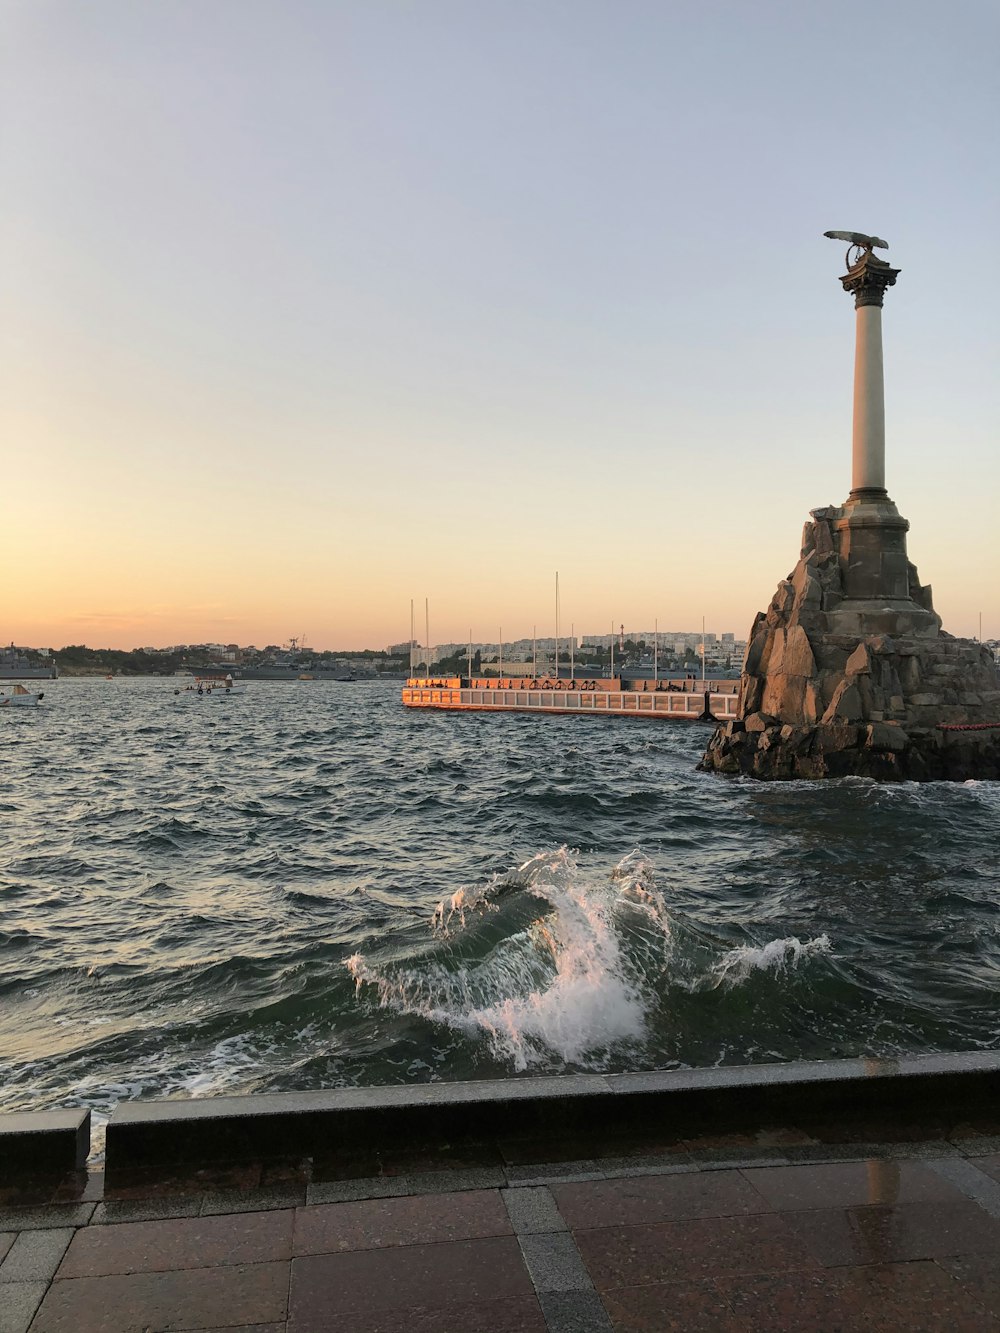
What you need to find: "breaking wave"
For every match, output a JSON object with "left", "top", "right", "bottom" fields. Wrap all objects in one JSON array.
[
  {"left": 711, "top": 934, "right": 834, "bottom": 985},
  {"left": 346, "top": 849, "right": 835, "bottom": 1071},
  {"left": 347, "top": 848, "right": 672, "bottom": 1070}
]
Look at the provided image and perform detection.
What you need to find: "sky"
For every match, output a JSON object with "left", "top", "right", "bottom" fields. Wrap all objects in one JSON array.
[{"left": 2, "top": 0, "right": 997, "bottom": 650}]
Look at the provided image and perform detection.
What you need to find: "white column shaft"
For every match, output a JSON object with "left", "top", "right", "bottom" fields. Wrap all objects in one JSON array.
[{"left": 852, "top": 304, "right": 885, "bottom": 491}]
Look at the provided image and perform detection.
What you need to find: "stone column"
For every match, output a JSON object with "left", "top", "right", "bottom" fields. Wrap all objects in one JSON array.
[
  {"left": 827, "top": 245, "right": 937, "bottom": 628},
  {"left": 852, "top": 304, "right": 885, "bottom": 492},
  {"left": 838, "top": 252, "right": 899, "bottom": 500}
]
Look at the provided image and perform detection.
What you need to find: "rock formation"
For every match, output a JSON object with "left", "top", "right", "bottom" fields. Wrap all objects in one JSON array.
[{"left": 700, "top": 506, "right": 1000, "bottom": 780}]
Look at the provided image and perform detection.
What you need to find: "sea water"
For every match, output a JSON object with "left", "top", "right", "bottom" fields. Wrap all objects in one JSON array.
[{"left": 2, "top": 677, "right": 999, "bottom": 1149}]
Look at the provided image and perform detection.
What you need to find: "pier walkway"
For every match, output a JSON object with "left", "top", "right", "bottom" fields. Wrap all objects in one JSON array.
[
  {"left": 402, "top": 676, "right": 739, "bottom": 722},
  {"left": 6, "top": 1125, "right": 1000, "bottom": 1330}
]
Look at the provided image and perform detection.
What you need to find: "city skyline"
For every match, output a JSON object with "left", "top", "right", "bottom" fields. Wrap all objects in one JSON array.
[
  {"left": 9, "top": 622, "right": 748, "bottom": 656},
  {"left": 3, "top": 1, "right": 997, "bottom": 650}
]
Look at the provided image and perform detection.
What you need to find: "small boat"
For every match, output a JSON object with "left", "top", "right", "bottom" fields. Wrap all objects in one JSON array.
[
  {"left": 174, "top": 672, "right": 246, "bottom": 697},
  {"left": 0, "top": 684, "right": 44, "bottom": 708}
]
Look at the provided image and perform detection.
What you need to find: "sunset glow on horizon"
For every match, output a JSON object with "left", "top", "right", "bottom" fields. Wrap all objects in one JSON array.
[{"left": 4, "top": 0, "right": 997, "bottom": 651}]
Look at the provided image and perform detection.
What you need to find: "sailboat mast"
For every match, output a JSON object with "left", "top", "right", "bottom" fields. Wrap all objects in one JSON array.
[
  {"left": 555, "top": 571, "right": 559, "bottom": 679},
  {"left": 701, "top": 616, "right": 706, "bottom": 683}
]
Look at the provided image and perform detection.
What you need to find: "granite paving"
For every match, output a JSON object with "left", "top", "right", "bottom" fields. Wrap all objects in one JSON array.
[{"left": 7, "top": 1134, "right": 1000, "bottom": 1330}]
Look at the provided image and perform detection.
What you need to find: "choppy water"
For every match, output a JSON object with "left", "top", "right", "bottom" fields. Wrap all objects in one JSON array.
[{"left": 3, "top": 678, "right": 1000, "bottom": 1149}]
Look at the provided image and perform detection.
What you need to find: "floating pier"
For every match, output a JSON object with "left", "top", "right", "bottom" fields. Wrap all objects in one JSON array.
[{"left": 402, "top": 676, "right": 738, "bottom": 721}]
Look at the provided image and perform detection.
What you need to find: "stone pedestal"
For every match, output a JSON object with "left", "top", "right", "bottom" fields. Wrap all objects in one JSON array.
[{"left": 700, "top": 506, "right": 1000, "bottom": 781}]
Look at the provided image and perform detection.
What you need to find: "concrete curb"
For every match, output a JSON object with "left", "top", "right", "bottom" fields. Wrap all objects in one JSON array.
[
  {"left": 0, "top": 1109, "right": 90, "bottom": 1175},
  {"left": 7, "top": 1052, "right": 1000, "bottom": 1179},
  {"left": 90, "top": 1051, "right": 1000, "bottom": 1173}
]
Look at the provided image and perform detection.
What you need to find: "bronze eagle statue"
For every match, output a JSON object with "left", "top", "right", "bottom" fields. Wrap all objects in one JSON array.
[{"left": 823, "top": 230, "right": 889, "bottom": 250}]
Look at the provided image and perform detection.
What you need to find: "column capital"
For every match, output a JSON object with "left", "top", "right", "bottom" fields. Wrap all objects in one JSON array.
[{"left": 838, "top": 253, "right": 900, "bottom": 308}]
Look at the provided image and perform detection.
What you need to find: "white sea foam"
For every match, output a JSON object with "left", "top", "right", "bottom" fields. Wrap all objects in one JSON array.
[
  {"left": 347, "top": 847, "right": 669, "bottom": 1071},
  {"left": 711, "top": 934, "right": 833, "bottom": 985},
  {"left": 430, "top": 882, "right": 499, "bottom": 936}
]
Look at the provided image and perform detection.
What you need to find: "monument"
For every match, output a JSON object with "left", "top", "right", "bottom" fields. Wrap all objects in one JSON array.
[{"left": 701, "top": 233, "right": 1000, "bottom": 780}]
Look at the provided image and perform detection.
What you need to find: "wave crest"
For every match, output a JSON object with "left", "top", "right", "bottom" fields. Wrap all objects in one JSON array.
[
  {"left": 711, "top": 935, "right": 833, "bottom": 986},
  {"left": 346, "top": 847, "right": 671, "bottom": 1071}
]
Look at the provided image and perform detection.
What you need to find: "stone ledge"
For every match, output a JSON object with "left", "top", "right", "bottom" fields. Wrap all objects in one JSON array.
[
  {"left": 97, "top": 1052, "right": 1000, "bottom": 1176},
  {"left": 0, "top": 1109, "right": 90, "bottom": 1175}
]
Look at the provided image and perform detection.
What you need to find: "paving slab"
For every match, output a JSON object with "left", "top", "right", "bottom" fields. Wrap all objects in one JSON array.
[
  {"left": 503, "top": 1186, "right": 567, "bottom": 1235},
  {"left": 965, "top": 1152, "right": 1000, "bottom": 1184},
  {"left": 930, "top": 1156, "right": 1000, "bottom": 1218},
  {"left": 407, "top": 1165, "right": 505, "bottom": 1193},
  {"left": 552, "top": 1169, "right": 767, "bottom": 1229},
  {"left": 517, "top": 1231, "right": 594, "bottom": 1293},
  {"left": 592, "top": 1154, "right": 698, "bottom": 1178},
  {"left": 718, "top": 1259, "right": 1000, "bottom": 1331},
  {"left": 306, "top": 1175, "right": 411, "bottom": 1205},
  {"left": 57, "top": 1208, "right": 293, "bottom": 1277},
  {"left": 537, "top": 1289, "right": 613, "bottom": 1332},
  {"left": 300, "top": 1294, "right": 547, "bottom": 1332},
  {"left": 293, "top": 1188, "right": 510, "bottom": 1255},
  {"left": 506, "top": 1158, "right": 605, "bottom": 1184},
  {"left": 789, "top": 1199, "right": 1000, "bottom": 1267},
  {"left": 690, "top": 1151, "right": 791, "bottom": 1171},
  {"left": 30, "top": 1260, "right": 289, "bottom": 1332},
  {"left": 184, "top": 1327, "right": 285, "bottom": 1333},
  {"left": 0, "top": 1229, "right": 73, "bottom": 1283},
  {"left": 740, "top": 1159, "right": 968, "bottom": 1211},
  {"left": 90, "top": 1194, "right": 202, "bottom": 1225},
  {"left": 938, "top": 1255, "right": 1000, "bottom": 1319},
  {"left": 0, "top": 1280, "right": 49, "bottom": 1333},
  {"left": 289, "top": 1235, "right": 533, "bottom": 1319},
  {"left": 0, "top": 1203, "right": 94, "bottom": 1232},
  {"left": 185, "top": 1326, "right": 285, "bottom": 1333},
  {"left": 600, "top": 1278, "right": 745, "bottom": 1332},
  {"left": 198, "top": 1184, "right": 305, "bottom": 1215},
  {"left": 575, "top": 1213, "right": 820, "bottom": 1289},
  {"left": 953, "top": 1135, "right": 1000, "bottom": 1156}
]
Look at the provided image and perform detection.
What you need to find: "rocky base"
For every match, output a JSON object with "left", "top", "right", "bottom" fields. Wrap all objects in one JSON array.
[
  {"left": 700, "top": 720, "right": 1000, "bottom": 782},
  {"left": 701, "top": 497, "right": 1000, "bottom": 782}
]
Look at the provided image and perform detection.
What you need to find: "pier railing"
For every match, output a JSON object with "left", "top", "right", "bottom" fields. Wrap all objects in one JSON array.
[{"left": 402, "top": 677, "right": 738, "bottom": 721}]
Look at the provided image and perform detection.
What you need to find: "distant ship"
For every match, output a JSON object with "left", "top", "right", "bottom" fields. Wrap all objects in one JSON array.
[
  {"left": 238, "top": 658, "right": 356, "bottom": 681},
  {"left": 0, "top": 644, "right": 58, "bottom": 680}
]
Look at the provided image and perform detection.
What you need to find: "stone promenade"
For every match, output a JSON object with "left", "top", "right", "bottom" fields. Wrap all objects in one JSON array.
[{"left": 7, "top": 1127, "right": 1000, "bottom": 1332}]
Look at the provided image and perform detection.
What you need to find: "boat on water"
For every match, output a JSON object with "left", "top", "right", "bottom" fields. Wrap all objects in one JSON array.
[
  {"left": 402, "top": 675, "right": 739, "bottom": 721},
  {"left": 0, "top": 684, "right": 44, "bottom": 708},
  {"left": 0, "top": 644, "right": 58, "bottom": 680},
  {"left": 175, "top": 673, "right": 246, "bottom": 697}
]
